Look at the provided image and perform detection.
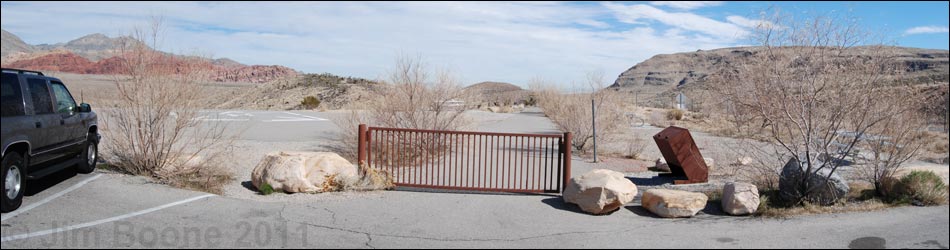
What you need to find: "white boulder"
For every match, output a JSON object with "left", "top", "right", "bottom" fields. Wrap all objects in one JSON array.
[
  {"left": 251, "top": 152, "right": 359, "bottom": 194},
  {"left": 563, "top": 169, "right": 638, "bottom": 215},
  {"left": 721, "top": 182, "right": 760, "bottom": 216},
  {"left": 641, "top": 189, "right": 708, "bottom": 218}
]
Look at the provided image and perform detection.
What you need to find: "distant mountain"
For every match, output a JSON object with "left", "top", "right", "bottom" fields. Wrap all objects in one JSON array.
[
  {"left": 464, "top": 81, "right": 529, "bottom": 106},
  {"left": 611, "top": 46, "right": 949, "bottom": 91},
  {"left": 1, "top": 29, "right": 36, "bottom": 59},
  {"left": 1, "top": 29, "right": 296, "bottom": 83}
]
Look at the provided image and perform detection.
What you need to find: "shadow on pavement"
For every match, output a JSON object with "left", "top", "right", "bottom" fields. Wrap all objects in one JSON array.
[
  {"left": 25, "top": 167, "right": 78, "bottom": 196},
  {"left": 625, "top": 206, "right": 664, "bottom": 219},
  {"left": 627, "top": 175, "right": 677, "bottom": 186}
]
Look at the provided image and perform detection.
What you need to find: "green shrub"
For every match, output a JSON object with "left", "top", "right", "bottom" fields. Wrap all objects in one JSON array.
[
  {"left": 666, "top": 109, "right": 685, "bottom": 121},
  {"left": 259, "top": 183, "right": 275, "bottom": 195},
  {"left": 301, "top": 96, "right": 321, "bottom": 109},
  {"left": 892, "top": 171, "right": 948, "bottom": 206}
]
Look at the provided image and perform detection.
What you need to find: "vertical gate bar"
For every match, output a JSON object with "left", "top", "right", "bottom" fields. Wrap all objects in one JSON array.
[
  {"left": 414, "top": 131, "right": 420, "bottom": 185},
  {"left": 519, "top": 136, "right": 525, "bottom": 190},
  {"left": 563, "top": 132, "right": 572, "bottom": 193},
  {"left": 399, "top": 130, "right": 404, "bottom": 185},
  {"left": 454, "top": 133, "right": 459, "bottom": 188},
  {"left": 463, "top": 133, "right": 469, "bottom": 188},
  {"left": 528, "top": 136, "right": 534, "bottom": 190},
  {"left": 493, "top": 135, "right": 499, "bottom": 190},
  {"left": 470, "top": 134, "right": 476, "bottom": 188},
  {"left": 535, "top": 136, "right": 541, "bottom": 191},
  {"left": 481, "top": 134, "right": 486, "bottom": 189},
  {"left": 505, "top": 136, "right": 515, "bottom": 189},
  {"left": 366, "top": 130, "right": 373, "bottom": 171},
  {"left": 428, "top": 132, "right": 434, "bottom": 186}
]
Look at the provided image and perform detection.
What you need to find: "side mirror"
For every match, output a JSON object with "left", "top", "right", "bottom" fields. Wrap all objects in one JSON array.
[{"left": 78, "top": 103, "right": 92, "bottom": 113}]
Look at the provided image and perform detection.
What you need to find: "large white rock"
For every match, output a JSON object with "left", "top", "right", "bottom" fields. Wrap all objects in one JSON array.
[
  {"left": 251, "top": 152, "right": 359, "bottom": 193},
  {"left": 641, "top": 189, "right": 708, "bottom": 218},
  {"left": 721, "top": 182, "right": 760, "bottom": 216},
  {"left": 563, "top": 169, "right": 638, "bottom": 215}
]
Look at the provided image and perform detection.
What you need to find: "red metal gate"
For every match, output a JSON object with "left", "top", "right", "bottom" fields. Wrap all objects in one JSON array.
[{"left": 357, "top": 124, "right": 572, "bottom": 193}]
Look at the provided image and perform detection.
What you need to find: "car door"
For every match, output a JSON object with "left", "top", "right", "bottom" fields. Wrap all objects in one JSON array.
[
  {"left": 49, "top": 80, "right": 85, "bottom": 154},
  {"left": 23, "top": 77, "right": 65, "bottom": 165}
]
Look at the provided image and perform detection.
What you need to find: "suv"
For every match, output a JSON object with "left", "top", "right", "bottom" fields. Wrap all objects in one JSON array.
[{"left": 1, "top": 68, "right": 99, "bottom": 213}]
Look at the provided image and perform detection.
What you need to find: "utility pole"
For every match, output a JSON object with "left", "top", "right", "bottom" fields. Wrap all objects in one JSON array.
[{"left": 592, "top": 98, "right": 597, "bottom": 163}]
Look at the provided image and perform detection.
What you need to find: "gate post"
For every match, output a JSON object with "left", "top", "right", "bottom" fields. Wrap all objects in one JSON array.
[
  {"left": 358, "top": 124, "right": 367, "bottom": 167},
  {"left": 562, "top": 132, "right": 573, "bottom": 192}
]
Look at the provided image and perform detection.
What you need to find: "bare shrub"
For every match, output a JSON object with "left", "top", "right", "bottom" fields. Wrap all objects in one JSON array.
[
  {"left": 332, "top": 55, "right": 469, "bottom": 162},
  {"left": 624, "top": 137, "right": 648, "bottom": 160},
  {"left": 666, "top": 109, "right": 684, "bottom": 121},
  {"left": 854, "top": 97, "right": 928, "bottom": 197},
  {"left": 99, "top": 18, "right": 233, "bottom": 193},
  {"left": 532, "top": 72, "right": 625, "bottom": 153},
  {"left": 709, "top": 10, "right": 921, "bottom": 205}
]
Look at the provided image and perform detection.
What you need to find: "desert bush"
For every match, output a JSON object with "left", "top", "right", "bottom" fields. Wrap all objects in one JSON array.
[
  {"left": 532, "top": 72, "right": 625, "bottom": 152},
  {"left": 332, "top": 55, "right": 469, "bottom": 162},
  {"left": 624, "top": 137, "right": 648, "bottom": 160},
  {"left": 891, "top": 171, "right": 949, "bottom": 206},
  {"left": 666, "top": 109, "right": 685, "bottom": 121},
  {"left": 708, "top": 10, "right": 922, "bottom": 206},
  {"left": 301, "top": 96, "right": 321, "bottom": 109},
  {"left": 99, "top": 18, "right": 233, "bottom": 192}
]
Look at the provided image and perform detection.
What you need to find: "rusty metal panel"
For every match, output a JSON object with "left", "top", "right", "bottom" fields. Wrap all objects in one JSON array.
[{"left": 653, "top": 126, "right": 708, "bottom": 184}]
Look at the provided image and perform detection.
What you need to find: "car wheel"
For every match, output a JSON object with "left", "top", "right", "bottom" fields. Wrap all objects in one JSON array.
[
  {"left": 2, "top": 153, "right": 25, "bottom": 213},
  {"left": 76, "top": 135, "right": 98, "bottom": 174}
]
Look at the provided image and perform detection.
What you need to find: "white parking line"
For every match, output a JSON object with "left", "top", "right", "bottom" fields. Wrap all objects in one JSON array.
[
  {"left": 264, "top": 112, "right": 329, "bottom": 122},
  {"left": 0, "top": 194, "right": 216, "bottom": 243},
  {"left": 1, "top": 174, "right": 102, "bottom": 222}
]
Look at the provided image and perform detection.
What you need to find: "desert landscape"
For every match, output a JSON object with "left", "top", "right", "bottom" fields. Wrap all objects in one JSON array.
[{"left": 1, "top": 2, "right": 948, "bottom": 248}]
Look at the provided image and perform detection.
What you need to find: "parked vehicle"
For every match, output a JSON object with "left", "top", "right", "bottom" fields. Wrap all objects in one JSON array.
[{"left": 1, "top": 68, "right": 99, "bottom": 213}]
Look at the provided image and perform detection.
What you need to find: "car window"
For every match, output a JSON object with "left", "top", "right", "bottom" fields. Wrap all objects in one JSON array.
[
  {"left": 50, "top": 81, "right": 77, "bottom": 114},
  {"left": 27, "top": 78, "right": 54, "bottom": 115},
  {"left": 1, "top": 73, "right": 26, "bottom": 117}
]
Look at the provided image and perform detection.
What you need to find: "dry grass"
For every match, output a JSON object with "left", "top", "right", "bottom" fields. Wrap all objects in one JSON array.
[{"left": 756, "top": 199, "right": 894, "bottom": 218}]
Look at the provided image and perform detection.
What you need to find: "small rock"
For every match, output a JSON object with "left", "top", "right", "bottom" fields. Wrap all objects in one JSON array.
[
  {"left": 655, "top": 158, "right": 671, "bottom": 172},
  {"left": 779, "top": 157, "right": 849, "bottom": 206},
  {"left": 735, "top": 157, "right": 754, "bottom": 166},
  {"left": 704, "top": 157, "right": 716, "bottom": 172},
  {"left": 641, "top": 189, "right": 708, "bottom": 218},
  {"left": 721, "top": 182, "right": 760, "bottom": 216},
  {"left": 563, "top": 169, "right": 639, "bottom": 215}
]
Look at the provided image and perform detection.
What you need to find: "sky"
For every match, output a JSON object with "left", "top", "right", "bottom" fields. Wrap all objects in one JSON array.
[{"left": 2, "top": 1, "right": 948, "bottom": 89}]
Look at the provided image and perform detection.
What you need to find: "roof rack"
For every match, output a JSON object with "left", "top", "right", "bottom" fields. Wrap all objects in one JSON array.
[{"left": 1, "top": 68, "right": 45, "bottom": 76}]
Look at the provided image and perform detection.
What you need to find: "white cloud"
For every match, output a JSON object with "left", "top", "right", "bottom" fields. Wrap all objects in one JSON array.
[
  {"left": 605, "top": 2, "right": 748, "bottom": 39},
  {"left": 0, "top": 2, "right": 742, "bottom": 89},
  {"left": 649, "top": 1, "right": 723, "bottom": 10},
  {"left": 905, "top": 26, "right": 950, "bottom": 35}
]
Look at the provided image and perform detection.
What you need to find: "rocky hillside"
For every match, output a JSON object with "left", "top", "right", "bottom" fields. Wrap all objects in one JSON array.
[
  {"left": 1, "top": 29, "right": 35, "bottom": 59},
  {"left": 1, "top": 29, "right": 297, "bottom": 83},
  {"left": 216, "top": 73, "right": 380, "bottom": 110},
  {"left": 610, "top": 46, "right": 949, "bottom": 109},
  {"left": 464, "top": 81, "right": 530, "bottom": 106}
]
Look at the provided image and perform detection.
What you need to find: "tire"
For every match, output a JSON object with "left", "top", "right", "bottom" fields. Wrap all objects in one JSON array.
[
  {"left": 2, "top": 153, "right": 25, "bottom": 213},
  {"left": 76, "top": 134, "right": 99, "bottom": 174}
]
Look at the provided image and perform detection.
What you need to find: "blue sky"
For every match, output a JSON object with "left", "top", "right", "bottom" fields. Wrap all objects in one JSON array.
[{"left": 2, "top": 1, "right": 948, "bottom": 88}]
